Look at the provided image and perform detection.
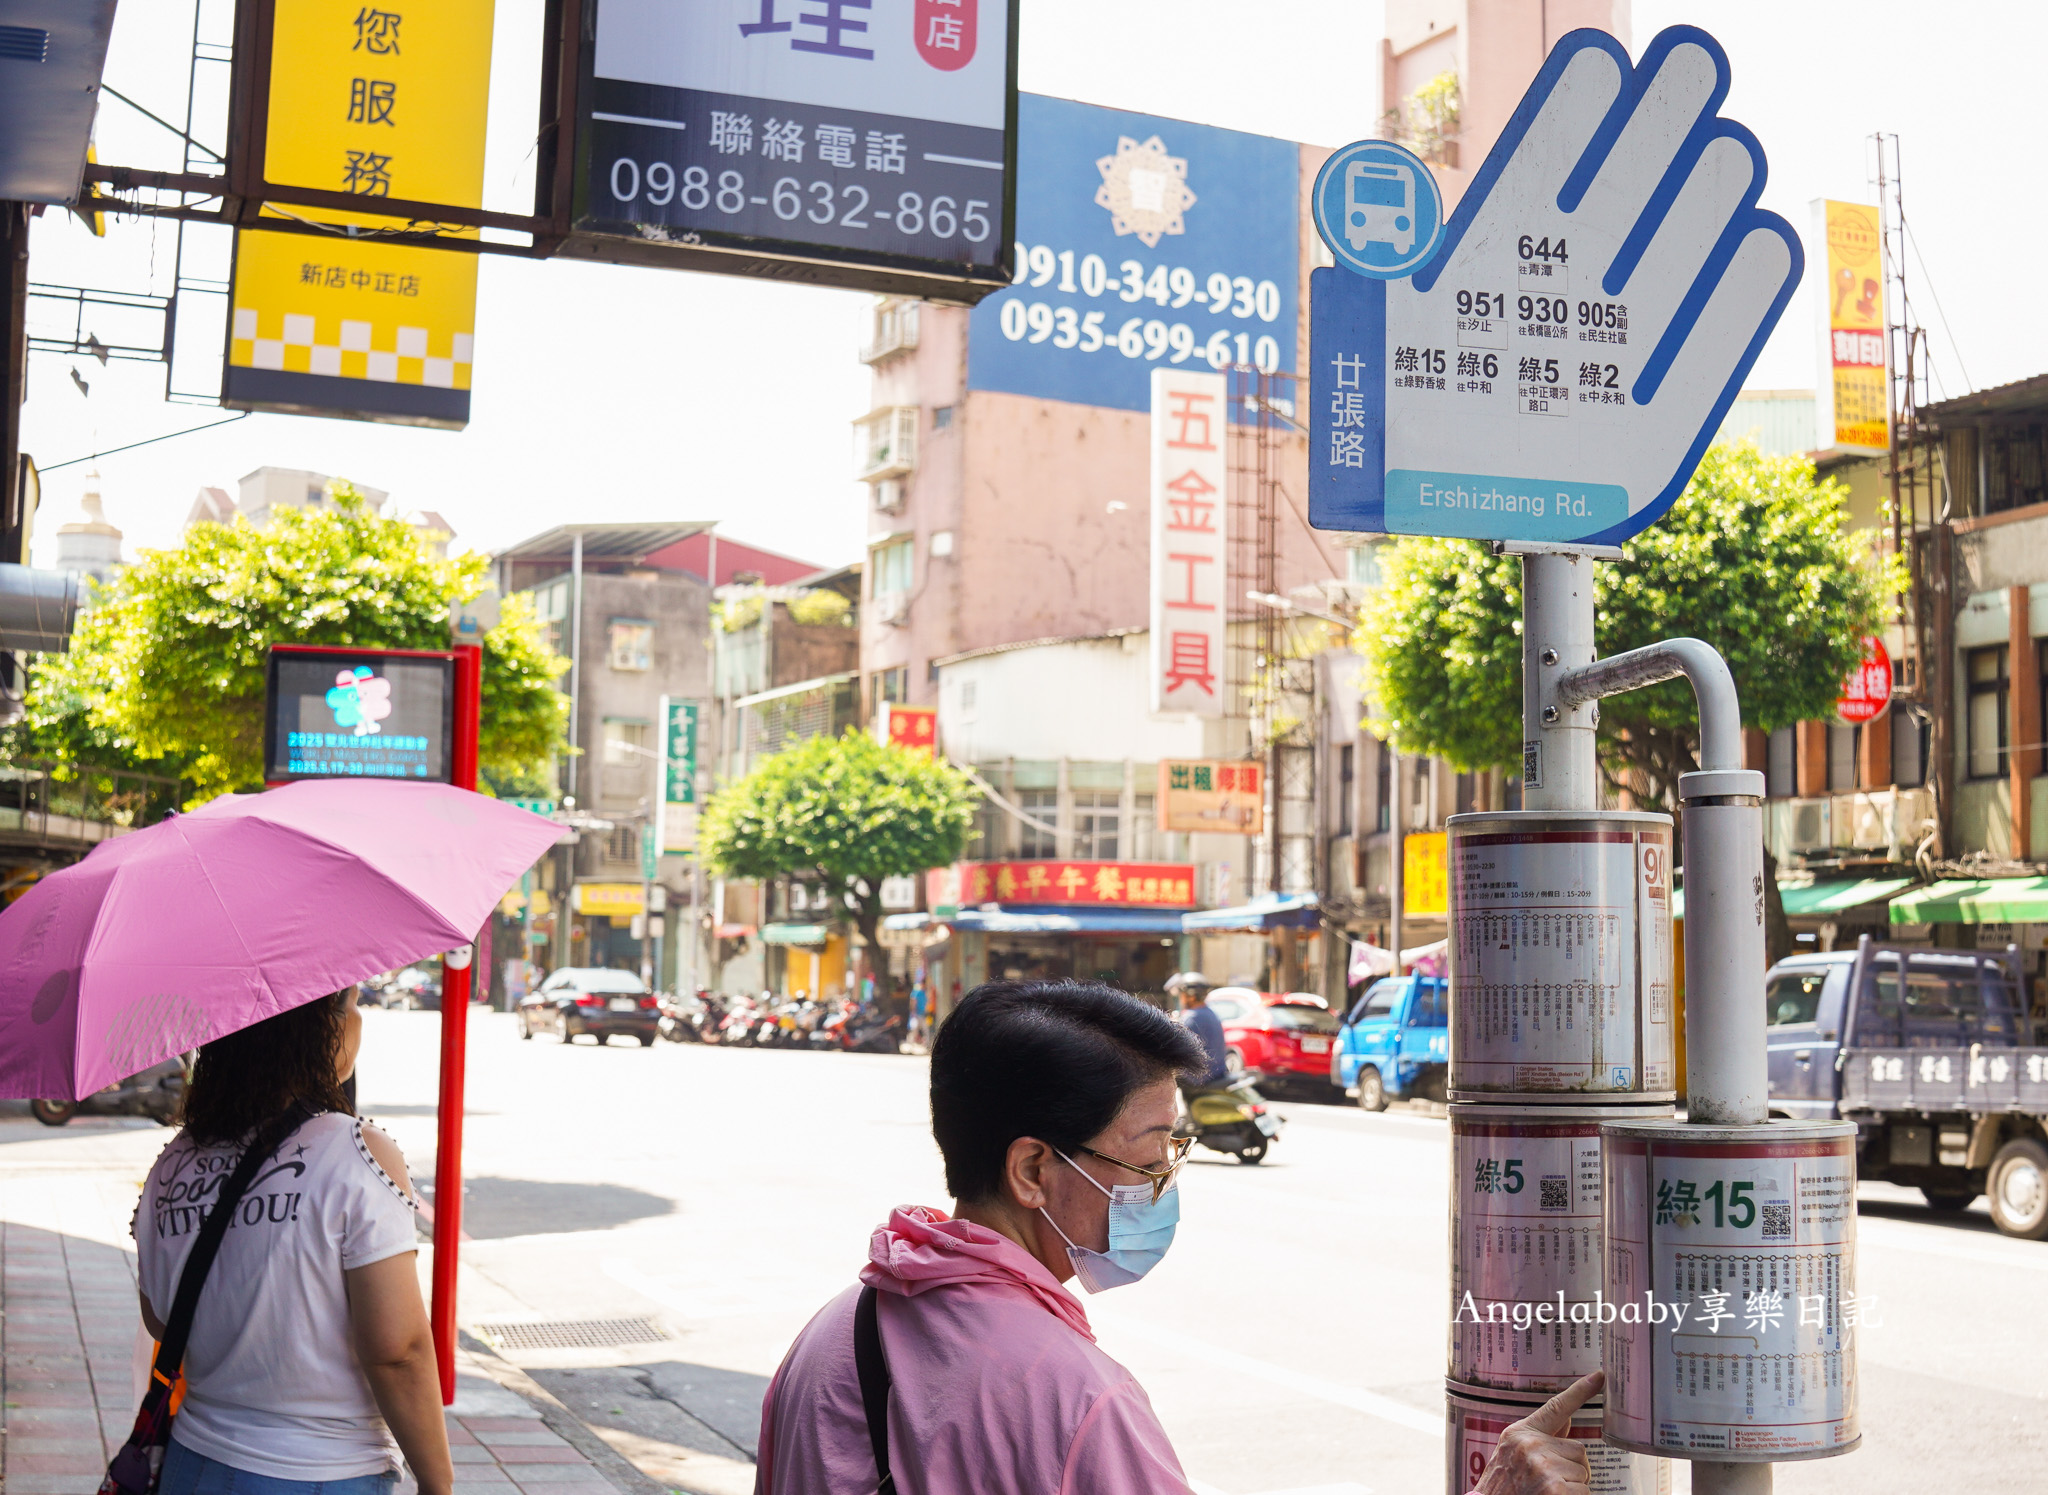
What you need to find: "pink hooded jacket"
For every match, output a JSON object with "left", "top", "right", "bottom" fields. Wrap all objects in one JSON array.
[{"left": 755, "top": 1205, "right": 1192, "bottom": 1495}]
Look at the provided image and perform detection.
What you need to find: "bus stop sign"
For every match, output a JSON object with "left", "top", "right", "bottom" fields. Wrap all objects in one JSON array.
[{"left": 1308, "top": 26, "right": 1803, "bottom": 548}]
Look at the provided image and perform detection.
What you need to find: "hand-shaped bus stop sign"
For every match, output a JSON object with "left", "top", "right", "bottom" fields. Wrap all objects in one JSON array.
[{"left": 1308, "top": 27, "right": 1803, "bottom": 547}]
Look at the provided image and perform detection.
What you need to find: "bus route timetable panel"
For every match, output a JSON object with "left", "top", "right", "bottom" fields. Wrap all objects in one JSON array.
[{"left": 577, "top": 0, "right": 1014, "bottom": 283}]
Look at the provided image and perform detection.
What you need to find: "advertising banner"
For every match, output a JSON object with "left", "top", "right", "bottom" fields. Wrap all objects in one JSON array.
[
  {"left": 1835, "top": 635, "right": 1892, "bottom": 725},
  {"left": 224, "top": 0, "right": 495, "bottom": 428},
  {"left": 1403, "top": 829, "right": 1448, "bottom": 917},
  {"left": 574, "top": 883, "right": 646, "bottom": 918},
  {"left": 1815, "top": 199, "right": 1887, "bottom": 453},
  {"left": 263, "top": 646, "right": 455, "bottom": 784},
  {"left": 928, "top": 860, "right": 1198, "bottom": 907},
  {"left": 656, "top": 696, "right": 699, "bottom": 853},
  {"left": 1157, "top": 758, "right": 1263, "bottom": 835},
  {"left": 879, "top": 701, "right": 938, "bottom": 757},
  {"left": 573, "top": 0, "right": 1014, "bottom": 299},
  {"left": 968, "top": 94, "right": 1298, "bottom": 413},
  {"left": 1150, "top": 367, "right": 1228, "bottom": 716}
]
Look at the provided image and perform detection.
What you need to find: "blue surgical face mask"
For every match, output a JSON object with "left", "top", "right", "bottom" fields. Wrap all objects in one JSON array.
[{"left": 1038, "top": 1149, "right": 1180, "bottom": 1293}]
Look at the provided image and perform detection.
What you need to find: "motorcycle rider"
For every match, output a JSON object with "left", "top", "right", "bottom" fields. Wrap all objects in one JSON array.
[{"left": 1166, "top": 973, "right": 1229, "bottom": 1088}]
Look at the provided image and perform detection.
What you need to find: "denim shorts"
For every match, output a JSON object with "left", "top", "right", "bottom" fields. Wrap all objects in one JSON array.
[{"left": 160, "top": 1437, "right": 400, "bottom": 1495}]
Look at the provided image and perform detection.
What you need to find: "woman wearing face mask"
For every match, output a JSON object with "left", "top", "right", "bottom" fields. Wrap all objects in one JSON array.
[{"left": 754, "top": 980, "right": 1604, "bottom": 1495}]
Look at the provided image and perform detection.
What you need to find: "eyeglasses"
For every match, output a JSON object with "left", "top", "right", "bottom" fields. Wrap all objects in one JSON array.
[{"left": 1078, "top": 1134, "right": 1193, "bottom": 1202}]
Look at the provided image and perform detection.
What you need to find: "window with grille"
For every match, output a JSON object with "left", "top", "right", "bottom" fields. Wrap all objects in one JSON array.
[
  {"left": 607, "top": 619, "right": 653, "bottom": 671},
  {"left": 1967, "top": 645, "right": 2008, "bottom": 779},
  {"left": 1017, "top": 789, "right": 1058, "bottom": 860},
  {"left": 1072, "top": 790, "right": 1120, "bottom": 860},
  {"left": 603, "top": 720, "right": 651, "bottom": 768},
  {"left": 872, "top": 538, "right": 914, "bottom": 597},
  {"left": 605, "top": 824, "right": 638, "bottom": 864}
]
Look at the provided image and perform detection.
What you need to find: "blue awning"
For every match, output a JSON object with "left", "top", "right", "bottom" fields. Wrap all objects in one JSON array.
[
  {"left": 883, "top": 908, "right": 1189, "bottom": 935},
  {"left": 1182, "top": 891, "right": 1321, "bottom": 933}
]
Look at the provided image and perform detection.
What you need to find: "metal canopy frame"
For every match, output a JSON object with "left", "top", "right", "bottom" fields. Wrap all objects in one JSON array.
[{"left": 84, "top": 0, "right": 588, "bottom": 260}]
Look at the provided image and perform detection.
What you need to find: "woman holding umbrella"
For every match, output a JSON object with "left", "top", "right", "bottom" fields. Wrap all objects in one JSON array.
[{"left": 132, "top": 987, "right": 451, "bottom": 1495}]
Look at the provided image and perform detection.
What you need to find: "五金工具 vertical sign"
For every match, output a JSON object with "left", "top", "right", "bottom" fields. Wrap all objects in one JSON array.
[
  {"left": 224, "top": 0, "right": 495, "bottom": 429},
  {"left": 567, "top": 0, "right": 1016, "bottom": 303},
  {"left": 1149, "top": 367, "right": 1226, "bottom": 716},
  {"left": 656, "top": 696, "right": 699, "bottom": 853},
  {"left": 1814, "top": 199, "right": 1887, "bottom": 454}
]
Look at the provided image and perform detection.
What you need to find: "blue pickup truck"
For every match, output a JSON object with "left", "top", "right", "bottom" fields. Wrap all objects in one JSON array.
[
  {"left": 1329, "top": 975, "right": 1449, "bottom": 1110},
  {"left": 1763, "top": 935, "right": 2048, "bottom": 1238}
]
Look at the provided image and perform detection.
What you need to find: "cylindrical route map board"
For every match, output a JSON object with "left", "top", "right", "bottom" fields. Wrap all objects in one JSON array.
[
  {"left": 1602, "top": 1119, "right": 1860, "bottom": 1461},
  {"left": 1446, "top": 811, "right": 1675, "bottom": 1103}
]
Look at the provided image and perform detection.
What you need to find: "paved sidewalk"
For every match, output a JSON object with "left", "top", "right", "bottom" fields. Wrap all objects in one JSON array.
[{"left": 0, "top": 1217, "right": 641, "bottom": 1495}]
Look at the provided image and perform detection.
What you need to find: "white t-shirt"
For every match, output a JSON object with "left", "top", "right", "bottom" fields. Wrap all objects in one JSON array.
[{"left": 133, "top": 1111, "right": 420, "bottom": 1480}]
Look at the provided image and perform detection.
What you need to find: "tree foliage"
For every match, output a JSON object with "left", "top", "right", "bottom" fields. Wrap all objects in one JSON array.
[
  {"left": 20, "top": 485, "right": 568, "bottom": 802},
  {"left": 1357, "top": 441, "right": 1892, "bottom": 809},
  {"left": 698, "top": 729, "right": 981, "bottom": 973}
]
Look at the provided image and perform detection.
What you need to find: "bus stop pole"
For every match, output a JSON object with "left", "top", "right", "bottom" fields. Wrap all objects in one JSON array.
[{"left": 432, "top": 642, "right": 484, "bottom": 1403}]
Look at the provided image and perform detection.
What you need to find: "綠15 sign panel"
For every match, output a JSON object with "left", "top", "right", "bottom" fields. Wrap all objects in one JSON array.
[{"left": 569, "top": 0, "right": 1017, "bottom": 303}]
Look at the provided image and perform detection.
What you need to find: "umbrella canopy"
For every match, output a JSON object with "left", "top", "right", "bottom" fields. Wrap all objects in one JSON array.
[{"left": 0, "top": 780, "right": 564, "bottom": 1100}]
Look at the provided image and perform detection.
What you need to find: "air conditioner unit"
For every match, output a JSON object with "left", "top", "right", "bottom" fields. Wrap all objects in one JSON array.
[
  {"left": 874, "top": 592, "right": 910, "bottom": 626},
  {"left": 1787, "top": 797, "right": 1832, "bottom": 853},
  {"left": 873, "top": 479, "right": 905, "bottom": 513}
]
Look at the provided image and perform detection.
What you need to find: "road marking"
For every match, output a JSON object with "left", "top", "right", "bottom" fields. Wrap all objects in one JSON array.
[{"left": 1090, "top": 1313, "right": 1442, "bottom": 1437}]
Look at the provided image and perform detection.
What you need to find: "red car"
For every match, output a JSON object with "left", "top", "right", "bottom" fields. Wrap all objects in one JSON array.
[{"left": 1207, "top": 987, "right": 1342, "bottom": 1093}]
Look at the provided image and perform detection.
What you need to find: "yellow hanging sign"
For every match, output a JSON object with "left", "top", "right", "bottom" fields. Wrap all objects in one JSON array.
[
  {"left": 224, "top": 0, "right": 495, "bottom": 428},
  {"left": 1815, "top": 199, "right": 1887, "bottom": 454}
]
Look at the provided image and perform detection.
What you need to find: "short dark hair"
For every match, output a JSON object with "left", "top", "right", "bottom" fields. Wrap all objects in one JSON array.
[
  {"left": 930, "top": 980, "right": 1206, "bottom": 1203},
  {"left": 180, "top": 990, "right": 354, "bottom": 1146}
]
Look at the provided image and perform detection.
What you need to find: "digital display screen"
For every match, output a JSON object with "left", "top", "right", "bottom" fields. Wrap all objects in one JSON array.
[
  {"left": 575, "top": 0, "right": 1014, "bottom": 285},
  {"left": 264, "top": 649, "right": 455, "bottom": 785}
]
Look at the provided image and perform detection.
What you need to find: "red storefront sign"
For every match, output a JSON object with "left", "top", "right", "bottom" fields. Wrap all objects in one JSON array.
[
  {"left": 1835, "top": 635, "right": 1892, "bottom": 724},
  {"left": 927, "top": 860, "right": 1199, "bottom": 908},
  {"left": 880, "top": 703, "right": 938, "bottom": 758}
]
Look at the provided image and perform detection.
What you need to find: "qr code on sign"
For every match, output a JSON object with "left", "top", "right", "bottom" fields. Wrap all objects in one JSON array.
[
  {"left": 1760, "top": 1202, "right": 1791, "bottom": 1241},
  {"left": 1539, "top": 1177, "right": 1568, "bottom": 1211}
]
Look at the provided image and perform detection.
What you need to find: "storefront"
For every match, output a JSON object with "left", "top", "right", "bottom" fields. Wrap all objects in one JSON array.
[
  {"left": 758, "top": 922, "right": 848, "bottom": 998},
  {"left": 1889, "top": 877, "right": 2048, "bottom": 1024},
  {"left": 570, "top": 881, "right": 647, "bottom": 971},
  {"left": 1183, "top": 891, "right": 1328, "bottom": 995}
]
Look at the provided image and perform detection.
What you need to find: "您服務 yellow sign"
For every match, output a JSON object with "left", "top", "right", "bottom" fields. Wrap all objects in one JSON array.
[
  {"left": 1815, "top": 199, "right": 1887, "bottom": 453},
  {"left": 225, "top": 0, "right": 495, "bottom": 428}
]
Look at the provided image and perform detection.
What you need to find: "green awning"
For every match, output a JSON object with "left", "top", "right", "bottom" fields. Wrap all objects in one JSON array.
[
  {"left": 1889, "top": 877, "right": 2048, "bottom": 924},
  {"left": 1674, "top": 877, "right": 1913, "bottom": 921},
  {"left": 759, "top": 922, "right": 831, "bottom": 946}
]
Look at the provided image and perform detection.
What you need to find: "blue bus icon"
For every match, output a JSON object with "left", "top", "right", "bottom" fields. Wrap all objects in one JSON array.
[
  {"left": 1314, "top": 140, "right": 1443, "bottom": 280},
  {"left": 1345, "top": 161, "right": 1415, "bottom": 256}
]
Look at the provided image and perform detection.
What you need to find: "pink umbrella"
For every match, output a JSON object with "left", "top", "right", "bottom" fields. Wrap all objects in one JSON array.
[{"left": 0, "top": 779, "right": 564, "bottom": 1101}]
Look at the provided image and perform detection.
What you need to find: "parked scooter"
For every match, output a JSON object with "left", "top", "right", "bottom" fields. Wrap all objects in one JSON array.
[
  {"left": 658, "top": 990, "right": 709, "bottom": 1043},
  {"left": 1179, "top": 1076, "right": 1282, "bottom": 1164},
  {"left": 32, "top": 1055, "right": 189, "bottom": 1127}
]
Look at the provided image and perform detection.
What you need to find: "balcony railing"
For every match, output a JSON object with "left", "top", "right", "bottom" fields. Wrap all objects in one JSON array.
[{"left": 0, "top": 760, "right": 184, "bottom": 852}]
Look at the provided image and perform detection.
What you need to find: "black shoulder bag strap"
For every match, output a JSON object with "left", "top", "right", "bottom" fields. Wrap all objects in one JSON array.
[
  {"left": 852, "top": 1285, "right": 897, "bottom": 1495},
  {"left": 101, "top": 1106, "right": 311, "bottom": 1495}
]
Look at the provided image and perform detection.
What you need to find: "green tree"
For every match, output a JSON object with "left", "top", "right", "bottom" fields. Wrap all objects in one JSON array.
[
  {"left": 1358, "top": 441, "right": 1889, "bottom": 808},
  {"left": 698, "top": 730, "right": 981, "bottom": 980},
  {"left": 21, "top": 485, "right": 568, "bottom": 801},
  {"left": 1358, "top": 441, "right": 1893, "bottom": 963}
]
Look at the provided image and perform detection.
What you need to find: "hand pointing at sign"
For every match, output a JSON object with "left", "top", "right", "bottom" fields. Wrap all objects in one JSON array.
[{"left": 1310, "top": 27, "right": 1803, "bottom": 549}]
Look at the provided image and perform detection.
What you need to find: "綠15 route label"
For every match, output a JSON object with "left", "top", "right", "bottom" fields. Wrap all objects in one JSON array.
[{"left": 1308, "top": 26, "right": 1804, "bottom": 548}]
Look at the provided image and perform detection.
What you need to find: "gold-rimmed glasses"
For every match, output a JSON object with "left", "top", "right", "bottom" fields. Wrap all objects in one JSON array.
[{"left": 1078, "top": 1134, "right": 1194, "bottom": 1202}]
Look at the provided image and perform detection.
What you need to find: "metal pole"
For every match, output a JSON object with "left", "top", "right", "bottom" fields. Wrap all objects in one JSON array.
[
  {"left": 1386, "top": 746, "right": 1402, "bottom": 970},
  {"left": 565, "top": 530, "right": 583, "bottom": 801},
  {"left": 1520, "top": 550, "right": 1601, "bottom": 812},
  {"left": 431, "top": 642, "right": 483, "bottom": 1404},
  {"left": 1554, "top": 639, "right": 1769, "bottom": 1123}
]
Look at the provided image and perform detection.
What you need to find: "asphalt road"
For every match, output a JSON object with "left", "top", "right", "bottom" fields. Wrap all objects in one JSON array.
[{"left": 6, "top": 1006, "right": 2041, "bottom": 1495}]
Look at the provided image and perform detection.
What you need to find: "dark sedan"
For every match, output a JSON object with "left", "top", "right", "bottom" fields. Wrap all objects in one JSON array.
[{"left": 517, "top": 967, "right": 660, "bottom": 1046}]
